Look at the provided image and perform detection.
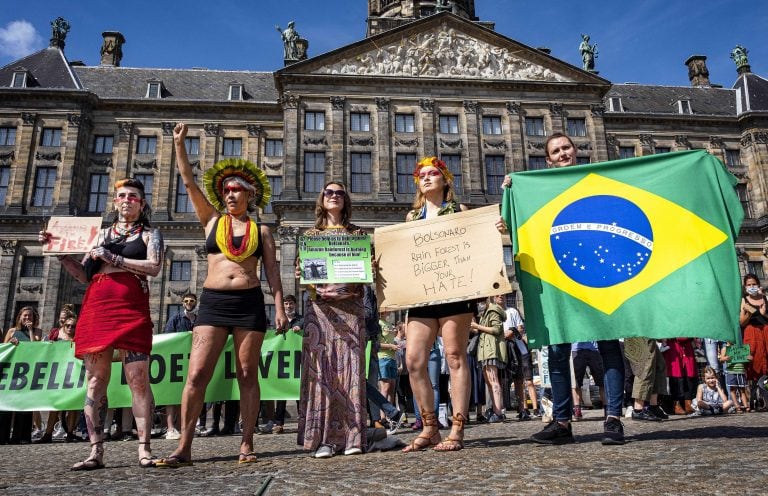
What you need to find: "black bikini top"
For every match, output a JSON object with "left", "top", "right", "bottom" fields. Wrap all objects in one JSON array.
[{"left": 204, "top": 217, "right": 263, "bottom": 259}]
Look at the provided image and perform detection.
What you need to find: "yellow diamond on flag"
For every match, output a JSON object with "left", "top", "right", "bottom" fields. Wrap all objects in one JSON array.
[{"left": 516, "top": 173, "right": 728, "bottom": 314}]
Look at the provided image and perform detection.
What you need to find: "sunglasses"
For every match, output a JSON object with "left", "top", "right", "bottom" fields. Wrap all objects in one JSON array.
[
  {"left": 223, "top": 186, "right": 247, "bottom": 195},
  {"left": 418, "top": 170, "right": 443, "bottom": 179},
  {"left": 323, "top": 189, "right": 346, "bottom": 198}
]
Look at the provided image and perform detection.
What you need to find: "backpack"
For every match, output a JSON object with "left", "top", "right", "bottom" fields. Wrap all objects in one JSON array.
[{"left": 505, "top": 339, "right": 521, "bottom": 376}]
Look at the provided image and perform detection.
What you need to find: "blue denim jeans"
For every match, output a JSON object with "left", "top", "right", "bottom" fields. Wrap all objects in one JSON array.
[
  {"left": 367, "top": 345, "right": 399, "bottom": 420},
  {"left": 549, "top": 340, "right": 624, "bottom": 421},
  {"left": 414, "top": 346, "right": 441, "bottom": 420}
]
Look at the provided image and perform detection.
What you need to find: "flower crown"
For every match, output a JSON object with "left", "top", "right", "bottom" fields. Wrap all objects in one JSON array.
[{"left": 412, "top": 156, "right": 454, "bottom": 184}]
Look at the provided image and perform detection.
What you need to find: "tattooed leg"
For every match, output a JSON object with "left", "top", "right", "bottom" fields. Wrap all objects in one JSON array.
[
  {"left": 82, "top": 351, "right": 112, "bottom": 462},
  {"left": 124, "top": 354, "right": 154, "bottom": 460},
  {"left": 124, "top": 351, "right": 149, "bottom": 364}
]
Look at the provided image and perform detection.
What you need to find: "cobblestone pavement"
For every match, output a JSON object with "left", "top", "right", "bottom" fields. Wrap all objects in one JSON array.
[{"left": 2, "top": 410, "right": 767, "bottom": 495}]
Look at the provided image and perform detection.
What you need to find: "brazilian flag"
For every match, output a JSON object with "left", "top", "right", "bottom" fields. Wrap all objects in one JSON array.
[{"left": 501, "top": 150, "right": 744, "bottom": 348}]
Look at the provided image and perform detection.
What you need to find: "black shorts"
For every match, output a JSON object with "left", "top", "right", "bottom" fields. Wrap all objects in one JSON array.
[
  {"left": 408, "top": 300, "right": 477, "bottom": 320},
  {"left": 572, "top": 349, "right": 605, "bottom": 387},
  {"left": 196, "top": 286, "right": 268, "bottom": 332}
]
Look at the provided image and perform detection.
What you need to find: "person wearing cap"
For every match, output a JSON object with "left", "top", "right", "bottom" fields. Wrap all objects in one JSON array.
[{"left": 157, "top": 123, "right": 287, "bottom": 467}]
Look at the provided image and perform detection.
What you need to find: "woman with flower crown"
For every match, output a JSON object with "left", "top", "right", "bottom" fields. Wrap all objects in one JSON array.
[
  {"left": 157, "top": 123, "right": 287, "bottom": 467},
  {"left": 38, "top": 177, "right": 164, "bottom": 470},
  {"left": 402, "top": 157, "right": 475, "bottom": 453}
]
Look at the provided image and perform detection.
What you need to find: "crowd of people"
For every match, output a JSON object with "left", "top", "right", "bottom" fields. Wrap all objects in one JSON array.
[{"left": 1, "top": 130, "right": 766, "bottom": 470}]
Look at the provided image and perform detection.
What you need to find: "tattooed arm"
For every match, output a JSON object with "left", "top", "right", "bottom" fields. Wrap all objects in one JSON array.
[{"left": 113, "top": 228, "right": 164, "bottom": 277}]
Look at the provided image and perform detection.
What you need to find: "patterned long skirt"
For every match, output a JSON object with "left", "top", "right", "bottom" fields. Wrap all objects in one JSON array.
[{"left": 297, "top": 296, "right": 367, "bottom": 453}]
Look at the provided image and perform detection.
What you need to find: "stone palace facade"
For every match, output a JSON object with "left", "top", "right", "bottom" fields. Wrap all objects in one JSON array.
[{"left": 0, "top": 2, "right": 766, "bottom": 330}]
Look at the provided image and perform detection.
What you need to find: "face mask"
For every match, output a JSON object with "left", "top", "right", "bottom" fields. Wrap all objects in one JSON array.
[{"left": 747, "top": 287, "right": 760, "bottom": 296}]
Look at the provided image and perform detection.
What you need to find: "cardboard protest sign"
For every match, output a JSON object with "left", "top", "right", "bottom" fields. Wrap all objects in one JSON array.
[
  {"left": 374, "top": 205, "right": 512, "bottom": 311},
  {"left": 42, "top": 216, "right": 103, "bottom": 254},
  {"left": 728, "top": 344, "right": 750, "bottom": 363},
  {"left": 298, "top": 234, "right": 373, "bottom": 284}
]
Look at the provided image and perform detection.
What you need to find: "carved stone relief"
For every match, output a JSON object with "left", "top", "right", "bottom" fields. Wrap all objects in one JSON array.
[
  {"left": 419, "top": 99, "right": 434, "bottom": 112},
  {"left": 639, "top": 134, "right": 654, "bottom": 147},
  {"left": 330, "top": 96, "right": 346, "bottom": 110},
  {"left": 483, "top": 139, "right": 507, "bottom": 150},
  {"left": 0, "top": 150, "right": 14, "bottom": 165},
  {"left": 1, "top": 239, "right": 17, "bottom": 255},
  {"left": 264, "top": 160, "right": 283, "bottom": 170},
  {"left": 36, "top": 151, "right": 61, "bottom": 161},
  {"left": 505, "top": 102, "right": 524, "bottom": 116},
  {"left": 605, "top": 134, "right": 619, "bottom": 148},
  {"left": 549, "top": 103, "right": 564, "bottom": 116},
  {"left": 439, "top": 137, "right": 463, "bottom": 149},
  {"left": 576, "top": 142, "right": 592, "bottom": 151},
  {"left": 247, "top": 124, "right": 263, "bottom": 137},
  {"left": 395, "top": 137, "right": 419, "bottom": 147},
  {"left": 316, "top": 26, "right": 569, "bottom": 82},
  {"left": 18, "top": 283, "right": 43, "bottom": 294},
  {"left": 162, "top": 122, "right": 176, "bottom": 136},
  {"left": 709, "top": 136, "right": 724, "bottom": 149},
  {"left": 463, "top": 101, "right": 478, "bottom": 114},
  {"left": 755, "top": 132, "right": 768, "bottom": 144},
  {"left": 204, "top": 123, "right": 220, "bottom": 137},
  {"left": 167, "top": 286, "right": 191, "bottom": 298},
  {"left": 674, "top": 135, "right": 691, "bottom": 148},
  {"left": 741, "top": 134, "right": 753, "bottom": 148},
  {"left": 194, "top": 245, "right": 206, "bottom": 259},
  {"left": 21, "top": 113, "right": 36, "bottom": 125},
  {"left": 303, "top": 135, "right": 328, "bottom": 146},
  {"left": 277, "top": 225, "right": 300, "bottom": 243},
  {"left": 527, "top": 141, "right": 545, "bottom": 151},
  {"left": 349, "top": 136, "right": 375, "bottom": 146},
  {"left": 90, "top": 157, "right": 113, "bottom": 168},
  {"left": 119, "top": 122, "right": 133, "bottom": 140},
  {"left": 280, "top": 93, "right": 299, "bottom": 109},
  {"left": 590, "top": 104, "right": 605, "bottom": 116},
  {"left": 134, "top": 158, "right": 157, "bottom": 170},
  {"left": 67, "top": 113, "right": 81, "bottom": 127},
  {"left": 375, "top": 98, "right": 390, "bottom": 112}
]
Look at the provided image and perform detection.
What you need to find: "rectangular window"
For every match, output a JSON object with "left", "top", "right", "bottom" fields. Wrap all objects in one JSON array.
[
  {"left": 21, "top": 256, "right": 44, "bottom": 278},
  {"left": 567, "top": 118, "right": 587, "bottom": 137},
  {"left": 394, "top": 114, "right": 415, "bottom": 133},
  {"left": 11, "top": 72, "right": 27, "bottom": 88},
  {"left": 725, "top": 149, "right": 741, "bottom": 167},
  {"left": 304, "top": 152, "right": 325, "bottom": 193},
  {"left": 441, "top": 154, "right": 462, "bottom": 195},
  {"left": 166, "top": 304, "right": 182, "bottom": 323},
  {"left": 136, "top": 136, "right": 157, "bottom": 154},
  {"left": 229, "top": 84, "right": 242, "bottom": 101},
  {"left": 484, "top": 155, "right": 505, "bottom": 195},
  {"left": 350, "top": 153, "right": 372, "bottom": 193},
  {"left": 222, "top": 138, "right": 242, "bottom": 157},
  {"left": 184, "top": 137, "right": 200, "bottom": 155},
  {"left": 396, "top": 153, "right": 417, "bottom": 194},
  {"left": 265, "top": 304, "right": 276, "bottom": 326},
  {"left": 263, "top": 176, "right": 282, "bottom": 214},
  {"left": 0, "top": 166, "right": 9, "bottom": 204},
  {"left": 527, "top": 156, "right": 547, "bottom": 171},
  {"left": 482, "top": 116, "right": 502, "bottom": 135},
  {"left": 619, "top": 146, "right": 635, "bottom": 159},
  {"left": 503, "top": 245, "right": 513, "bottom": 266},
  {"left": 175, "top": 174, "right": 195, "bottom": 213},
  {"left": 170, "top": 260, "right": 192, "bottom": 281},
  {"left": 350, "top": 113, "right": 371, "bottom": 132},
  {"left": 133, "top": 173, "right": 154, "bottom": 207},
  {"left": 608, "top": 97, "right": 623, "bottom": 112},
  {"left": 265, "top": 139, "right": 283, "bottom": 157},
  {"left": 747, "top": 261, "right": 765, "bottom": 281},
  {"left": 678, "top": 100, "right": 692, "bottom": 114},
  {"left": 304, "top": 111, "right": 325, "bottom": 131},
  {"left": 87, "top": 173, "right": 110, "bottom": 212},
  {"left": 146, "top": 82, "right": 161, "bottom": 99},
  {"left": 0, "top": 127, "right": 17, "bottom": 146},
  {"left": 525, "top": 117, "right": 545, "bottom": 137},
  {"left": 41, "top": 128, "right": 62, "bottom": 147},
  {"left": 32, "top": 167, "right": 56, "bottom": 206},
  {"left": 736, "top": 183, "right": 751, "bottom": 218},
  {"left": 439, "top": 115, "right": 459, "bottom": 134},
  {"left": 93, "top": 135, "right": 113, "bottom": 154},
  {"left": 655, "top": 147, "right": 671, "bottom": 154}
]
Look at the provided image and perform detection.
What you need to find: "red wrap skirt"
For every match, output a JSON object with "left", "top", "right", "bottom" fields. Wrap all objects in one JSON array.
[{"left": 75, "top": 272, "right": 153, "bottom": 359}]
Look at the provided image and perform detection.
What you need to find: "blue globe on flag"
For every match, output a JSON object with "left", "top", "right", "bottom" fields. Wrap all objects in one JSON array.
[{"left": 550, "top": 195, "right": 654, "bottom": 288}]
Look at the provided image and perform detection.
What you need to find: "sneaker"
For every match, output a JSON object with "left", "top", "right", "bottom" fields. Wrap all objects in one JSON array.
[
  {"left": 343, "top": 447, "right": 362, "bottom": 456},
  {"left": 165, "top": 428, "right": 181, "bottom": 440},
  {"left": 631, "top": 409, "right": 661, "bottom": 422},
  {"left": 601, "top": 417, "right": 625, "bottom": 445},
  {"left": 386, "top": 411, "right": 406, "bottom": 434},
  {"left": 195, "top": 425, "right": 207, "bottom": 437},
  {"left": 411, "top": 419, "right": 423, "bottom": 431},
  {"left": 52, "top": 423, "right": 68, "bottom": 440},
  {"left": 573, "top": 406, "right": 583, "bottom": 421},
  {"left": 531, "top": 420, "right": 575, "bottom": 445},
  {"left": 519, "top": 410, "right": 532, "bottom": 421},
  {"left": 314, "top": 445, "right": 334, "bottom": 459},
  {"left": 687, "top": 410, "right": 702, "bottom": 417},
  {"left": 475, "top": 414, "right": 488, "bottom": 423},
  {"left": 488, "top": 413, "right": 504, "bottom": 423},
  {"left": 624, "top": 406, "right": 634, "bottom": 418},
  {"left": 531, "top": 409, "right": 542, "bottom": 418},
  {"left": 258, "top": 420, "right": 274, "bottom": 434},
  {"left": 648, "top": 405, "right": 669, "bottom": 420}
]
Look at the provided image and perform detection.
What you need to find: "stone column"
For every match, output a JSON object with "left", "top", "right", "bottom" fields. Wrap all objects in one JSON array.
[
  {"left": 375, "top": 98, "right": 394, "bottom": 200},
  {"left": 15, "top": 112, "right": 37, "bottom": 215},
  {"left": 419, "top": 99, "right": 436, "bottom": 157},
  {"left": 506, "top": 102, "right": 526, "bottom": 173},
  {"left": 463, "top": 100, "right": 484, "bottom": 203},
  {"left": 280, "top": 93, "right": 301, "bottom": 200},
  {"left": 639, "top": 133, "right": 654, "bottom": 156},
  {"left": 550, "top": 103, "right": 565, "bottom": 134},
  {"left": 277, "top": 225, "right": 300, "bottom": 298},
  {"left": 155, "top": 121, "right": 176, "bottom": 221},
  {"left": 329, "top": 96, "right": 346, "bottom": 185},
  {"left": 589, "top": 104, "right": 608, "bottom": 163}
]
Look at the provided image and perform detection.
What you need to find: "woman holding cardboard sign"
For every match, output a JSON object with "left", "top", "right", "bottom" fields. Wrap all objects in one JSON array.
[
  {"left": 402, "top": 157, "right": 475, "bottom": 452},
  {"left": 296, "top": 181, "right": 368, "bottom": 458},
  {"left": 38, "top": 177, "right": 163, "bottom": 469}
]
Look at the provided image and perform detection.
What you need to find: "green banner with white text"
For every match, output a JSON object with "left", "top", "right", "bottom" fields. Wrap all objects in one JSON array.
[{"left": 0, "top": 330, "right": 302, "bottom": 411}]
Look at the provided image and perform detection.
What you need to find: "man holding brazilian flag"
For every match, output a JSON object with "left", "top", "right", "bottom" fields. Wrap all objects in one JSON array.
[{"left": 501, "top": 146, "right": 744, "bottom": 348}]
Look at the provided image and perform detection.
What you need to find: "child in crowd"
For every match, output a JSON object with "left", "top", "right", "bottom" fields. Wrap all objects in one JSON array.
[
  {"left": 690, "top": 366, "right": 733, "bottom": 416},
  {"left": 719, "top": 342, "right": 750, "bottom": 412}
]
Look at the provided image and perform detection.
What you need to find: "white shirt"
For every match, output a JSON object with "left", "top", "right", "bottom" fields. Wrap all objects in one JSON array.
[{"left": 504, "top": 307, "right": 529, "bottom": 356}]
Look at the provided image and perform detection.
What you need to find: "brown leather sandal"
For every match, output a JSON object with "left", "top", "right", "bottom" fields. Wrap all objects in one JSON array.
[
  {"left": 434, "top": 413, "right": 467, "bottom": 452},
  {"left": 402, "top": 411, "right": 441, "bottom": 453}
]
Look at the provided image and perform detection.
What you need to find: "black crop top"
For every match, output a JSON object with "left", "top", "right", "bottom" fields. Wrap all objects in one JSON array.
[
  {"left": 205, "top": 216, "right": 263, "bottom": 259},
  {"left": 105, "top": 228, "right": 147, "bottom": 260}
]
